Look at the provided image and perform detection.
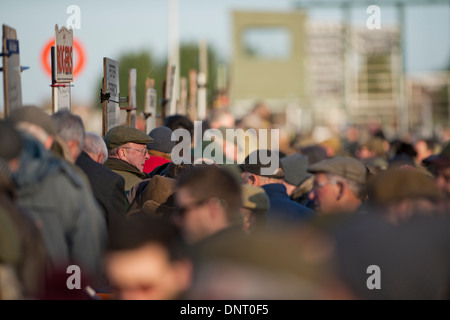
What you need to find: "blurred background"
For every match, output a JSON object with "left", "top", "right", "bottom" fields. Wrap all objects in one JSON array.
[{"left": 1, "top": 0, "right": 449, "bottom": 143}]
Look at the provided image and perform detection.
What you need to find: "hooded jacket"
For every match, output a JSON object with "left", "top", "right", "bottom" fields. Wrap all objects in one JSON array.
[{"left": 11, "top": 134, "right": 107, "bottom": 284}]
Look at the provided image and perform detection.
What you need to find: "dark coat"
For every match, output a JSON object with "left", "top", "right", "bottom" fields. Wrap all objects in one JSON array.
[
  {"left": 262, "top": 183, "right": 316, "bottom": 225},
  {"left": 76, "top": 151, "right": 128, "bottom": 225}
]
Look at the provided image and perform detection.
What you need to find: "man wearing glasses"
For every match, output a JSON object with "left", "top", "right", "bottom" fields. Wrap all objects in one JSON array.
[
  {"left": 307, "top": 156, "right": 368, "bottom": 216},
  {"left": 104, "top": 126, "right": 153, "bottom": 194}
]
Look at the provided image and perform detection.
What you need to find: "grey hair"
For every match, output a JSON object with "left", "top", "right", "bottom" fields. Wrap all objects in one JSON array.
[
  {"left": 326, "top": 173, "right": 367, "bottom": 201},
  {"left": 84, "top": 132, "right": 108, "bottom": 163},
  {"left": 51, "top": 110, "right": 85, "bottom": 149}
]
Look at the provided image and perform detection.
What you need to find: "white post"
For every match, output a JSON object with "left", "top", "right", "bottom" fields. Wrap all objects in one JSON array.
[
  {"left": 168, "top": 0, "right": 179, "bottom": 116},
  {"left": 197, "top": 39, "right": 208, "bottom": 120}
]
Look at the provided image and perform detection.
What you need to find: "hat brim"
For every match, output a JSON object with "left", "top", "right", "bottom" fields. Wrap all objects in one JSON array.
[{"left": 422, "top": 155, "right": 450, "bottom": 167}]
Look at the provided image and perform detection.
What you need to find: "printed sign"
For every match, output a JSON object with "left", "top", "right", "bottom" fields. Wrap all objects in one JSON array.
[
  {"left": 103, "top": 57, "right": 121, "bottom": 136},
  {"left": 127, "top": 68, "right": 137, "bottom": 127},
  {"left": 145, "top": 78, "right": 157, "bottom": 132},
  {"left": 55, "top": 24, "right": 73, "bottom": 82},
  {"left": 2, "top": 24, "right": 23, "bottom": 116}
]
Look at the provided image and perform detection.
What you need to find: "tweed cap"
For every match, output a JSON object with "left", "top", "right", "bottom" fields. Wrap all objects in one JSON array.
[
  {"left": 368, "top": 167, "right": 443, "bottom": 204},
  {"left": 308, "top": 156, "right": 367, "bottom": 185},
  {"left": 281, "top": 153, "right": 312, "bottom": 186},
  {"left": 147, "top": 126, "right": 176, "bottom": 154},
  {"left": 241, "top": 184, "right": 270, "bottom": 212},
  {"left": 239, "top": 149, "right": 284, "bottom": 179},
  {"left": 104, "top": 126, "right": 154, "bottom": 150},
  {"left": 0, "top": 120, "right": 23, "bottom": 160},
  {"left": 128, "top": 175, "right": 177, "bottom": 217},
  {"left": 9, "top": 105, "right": 56, "bottom": 136}
]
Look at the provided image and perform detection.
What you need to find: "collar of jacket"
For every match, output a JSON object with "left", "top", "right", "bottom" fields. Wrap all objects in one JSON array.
[
  {"left": 261, "top": 183, "right": 288, "bottom": 198},
  {"left": 104, "top": 157, "right": 148, "bottom": 179}
]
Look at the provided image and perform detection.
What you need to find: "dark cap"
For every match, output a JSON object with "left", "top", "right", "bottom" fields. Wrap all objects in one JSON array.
[
  {"left": 368, "top": 167, "right": 443, "bottom": 204},
  {"left": 281, "top": 153, "right": 312, "bottom": 186},
  {"left": 147, "top": 126, "right": 176, "bottom": 154},
  {"left": 422, "top": 143, "right": 450, "bottom": 168},
  {"left": 0, "top": 120, "right": 23, "bottom": 160},
  {"left": 241, "top": 184, "right": 270, "bottom": 212},
  {"left": 9, "top": 105, "right": 56, "bottom": 136},
  {"left": 104, "top": 126, "right": 154, "bottom": 150},
  {"left": 239, "top": 149, "right": 284, "bottom": 179},
  {"left": 308, "top": 156, "right": 367, "bottom": 185}
]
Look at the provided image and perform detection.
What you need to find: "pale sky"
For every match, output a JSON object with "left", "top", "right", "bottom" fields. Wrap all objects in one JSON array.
[{"left": 1, "top": 0, "right": 449, "bottom": 110}]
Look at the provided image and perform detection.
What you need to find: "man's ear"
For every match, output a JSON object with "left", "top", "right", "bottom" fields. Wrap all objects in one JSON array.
[
  {"left": 118, "top": 147, "right": 127, "bottom": 160},
  {"left": 44, "top": 135, "right": 55, "bottom": 151},
  {"left": 249, "top": 174, "right": 257, "bottom": 186},
  {"left": 97, "top": 153, "right": 104, "bottom": 164}
]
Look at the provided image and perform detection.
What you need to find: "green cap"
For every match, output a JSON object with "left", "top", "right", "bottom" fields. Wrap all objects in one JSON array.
[
  {"left": 241, "top": 184, "right": 270, "bottom": 212},
  {"left": 104, "top": 126, "right": 154, "bottom": 150}
]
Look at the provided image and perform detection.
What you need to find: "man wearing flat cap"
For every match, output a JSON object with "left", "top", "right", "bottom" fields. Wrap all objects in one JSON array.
[
  {"left": 104, "top": 126, "right": 153, "bottom": 193},
  {"left": 240, "top": 149, "right": 315, "bottom": 226},
  {"left": 307, "top": 156, "right": 368, "bottom": 215}
]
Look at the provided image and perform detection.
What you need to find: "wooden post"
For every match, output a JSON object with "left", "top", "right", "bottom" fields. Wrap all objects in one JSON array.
[
  {"left": 102, "top": 57, "right": 120, "bottom": 137},
  {"left": 51, "top": 46, "right": 57, "bottom": 114},
  {"left": 2, "top": 24, "right": 22, "bottom": 117}
]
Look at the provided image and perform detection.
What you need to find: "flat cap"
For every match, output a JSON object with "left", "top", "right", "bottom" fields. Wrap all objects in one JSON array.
[
  {"left": 147, "top": 126, "right": 176, "bottom": 154},
  {"left": 281, "top": 153, "right": 311, "bottom": 186},
  {"left": 241, "top": 184, "right": 270, "bottom": 212},
  {"left": 239, "top": 149, "right": 284, "bottom": 179},
  {"left": 104, "top": 126, "right": 154, "bottom": 150},
  {"left": 308, "top": 156, "right": 367, "bottom": 185},
  {"left": 9, "top": 105, "right": 56, "bottom": 136},
  {"left": 368, "top": 167, "right": 443, "bottom": 204}
]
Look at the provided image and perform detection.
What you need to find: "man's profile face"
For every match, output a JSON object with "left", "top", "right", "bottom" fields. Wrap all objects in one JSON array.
[
  {"left": 120, "top": 142, "right": 149, "bottom": 171},
  {"left": 308, "top": 172, "right": 340, "bottom": 215}
]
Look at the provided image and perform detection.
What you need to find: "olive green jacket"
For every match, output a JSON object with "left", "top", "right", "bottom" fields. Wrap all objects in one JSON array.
[{"left": 104, "top": 158, "right": 149, "bottom": 194}]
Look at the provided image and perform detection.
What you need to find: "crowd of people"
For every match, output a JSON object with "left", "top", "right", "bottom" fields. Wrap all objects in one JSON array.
[{"left": 0, "top": 102, "right": 450, "bottom": 300}]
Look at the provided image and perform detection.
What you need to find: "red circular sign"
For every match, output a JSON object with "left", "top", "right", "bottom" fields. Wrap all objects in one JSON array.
[{"left": 41, "top": 37, "right": 86, "bottom": 79}]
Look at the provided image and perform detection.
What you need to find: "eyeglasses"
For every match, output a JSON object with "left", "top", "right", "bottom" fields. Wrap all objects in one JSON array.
[
  {"left": 121, "top": 147, "right": 148, "bottom": 155},
  {"left": 312, "top": 180, "right": 337, "bottom": 190}
]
